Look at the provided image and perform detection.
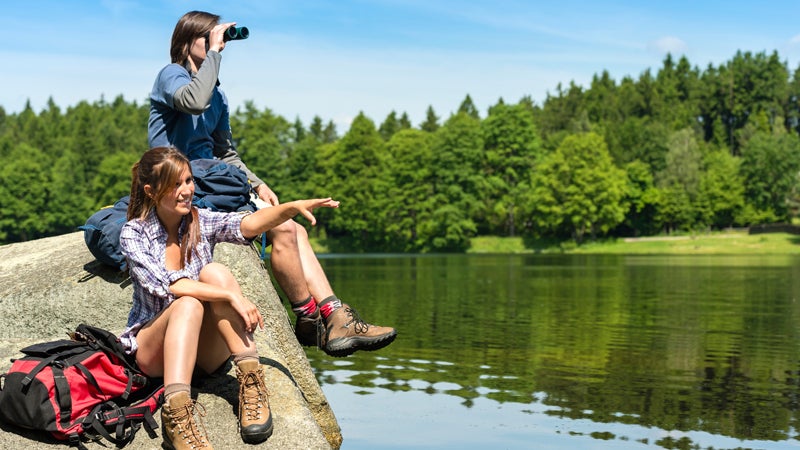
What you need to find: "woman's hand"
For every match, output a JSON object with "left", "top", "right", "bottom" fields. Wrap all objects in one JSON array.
[
  {"left": 229, "top": 292, "right": 264, "bottom": 334},
  {"left": 240, "top": 197, "right": 340, "bottom": 238},
  {"left": 207, "top": 22, "right": 236, "bottom": 53},
  {"left": 292, "top": 198, "right": 340, "bottom": 226}
]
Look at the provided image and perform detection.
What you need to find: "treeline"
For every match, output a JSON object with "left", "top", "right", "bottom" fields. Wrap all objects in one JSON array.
[{"left": 2, "top": 50, "right": 800, "bottom": 251}]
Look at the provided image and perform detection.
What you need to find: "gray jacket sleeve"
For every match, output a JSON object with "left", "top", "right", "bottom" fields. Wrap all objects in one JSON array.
[
  {"left": 212, "top": 128, "right": 267, "bottom": 188},
  {"left": 172, "top": 51, "right": 222, "bottom": 115},
  {"left": 173, "top": 51, "right": 267, "bottom": 189}
]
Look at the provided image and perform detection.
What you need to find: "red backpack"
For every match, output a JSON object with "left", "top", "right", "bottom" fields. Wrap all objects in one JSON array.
[{"left": 0, "top": 324, "right": 164, "bottom": 449}]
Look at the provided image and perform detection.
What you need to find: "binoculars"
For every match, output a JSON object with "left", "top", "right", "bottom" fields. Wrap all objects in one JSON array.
[{"left": 223, "top": 26, "right": 249, "bottom": 41}]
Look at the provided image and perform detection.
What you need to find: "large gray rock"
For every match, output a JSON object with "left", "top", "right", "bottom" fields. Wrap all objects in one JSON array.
[{"left": 0, "top": 232, "right": 342, "bottom": 449}]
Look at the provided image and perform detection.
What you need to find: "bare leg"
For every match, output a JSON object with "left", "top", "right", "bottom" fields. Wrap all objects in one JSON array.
[
  {"left": 266, "top": 219, "right": 315, "bottom": 302},
  {"left": 133, "top": 263, "right": 258, "bottom": 382},
  {"left": 195, "top": 262, "right": 258, "bottom": 374},
  {"left": 293, "top": 221, "right": 335, "bottom": 301},
  {"left": 134, "top": 296, "right": 204, "bottom": 385}
]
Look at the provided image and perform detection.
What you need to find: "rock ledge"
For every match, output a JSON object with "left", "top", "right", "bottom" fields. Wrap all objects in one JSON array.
[{"left": 0, "top": 232, "right": 342, "bottom": 449}]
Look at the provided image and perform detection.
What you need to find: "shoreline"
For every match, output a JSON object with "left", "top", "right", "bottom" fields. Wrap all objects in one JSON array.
[{"left": 305, "top": 230, "right": 800, "bottom": 255}]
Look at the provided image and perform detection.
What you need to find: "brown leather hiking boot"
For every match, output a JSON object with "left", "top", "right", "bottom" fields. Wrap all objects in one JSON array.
[
  {"left": 161, "top": 391, "right": 213, "bottom": 450},
  {"left": 294, "top": 309, "right": 323, "bottom": 347},
  {"left": 322, "top": 304, "right": 397, "bottom": 357},
  {"left": 236, "top": 360, "right": 273, "bottom": 444}
]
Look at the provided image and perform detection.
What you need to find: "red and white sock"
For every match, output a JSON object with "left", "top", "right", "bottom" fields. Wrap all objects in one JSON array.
[
  {"left": 291, "top": 295, "right": 318, "bottom": 317},
  {"left": 319, "top": 295, "right": 342, "bottom": 319}
]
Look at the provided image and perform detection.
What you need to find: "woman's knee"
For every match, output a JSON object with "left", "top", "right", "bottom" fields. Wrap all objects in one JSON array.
[
  {"left": 170, "top": 296, "right": 205, "bottom": 321},
  {"left": 199, "top": 262, "right": 237, "bottom": 288}
]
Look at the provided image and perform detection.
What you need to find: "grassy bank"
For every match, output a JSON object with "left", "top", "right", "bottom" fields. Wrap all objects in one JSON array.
[
  {"left": 469, "top": 230, "right": 800, "bottom": 255},
  {"left": 308, "top": 230, "right": 800, "bottom": 255}
]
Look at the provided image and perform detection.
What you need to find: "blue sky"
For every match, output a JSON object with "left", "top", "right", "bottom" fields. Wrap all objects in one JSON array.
[{"left": 5, "top": 0, "right": 800, "bottom": 132}]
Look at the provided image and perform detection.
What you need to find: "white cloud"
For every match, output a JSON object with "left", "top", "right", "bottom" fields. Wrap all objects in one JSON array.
[{"left": 648, "top": 36, "right": 688, "bottom": 55}]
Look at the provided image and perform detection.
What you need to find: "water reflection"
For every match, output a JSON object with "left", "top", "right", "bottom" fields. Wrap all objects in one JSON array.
[{"left": 301, "top": 254, "right": 800, "bottom": 449}]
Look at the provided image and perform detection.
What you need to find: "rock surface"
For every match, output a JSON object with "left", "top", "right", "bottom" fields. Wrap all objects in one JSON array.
[{"left": 0, "top": 231, "right": 342, "bottom": 449}]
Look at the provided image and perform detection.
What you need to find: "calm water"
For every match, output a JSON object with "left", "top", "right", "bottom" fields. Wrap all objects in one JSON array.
[{"left": 299, "top": 254, "right": 800, "bottom": 450}]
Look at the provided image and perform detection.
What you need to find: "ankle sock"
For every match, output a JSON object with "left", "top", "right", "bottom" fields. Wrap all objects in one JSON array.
[
  {"left": 232, "top": 349, "right": 259, "bottom": 366},
  {"left": 319, "top": 295, "right": 342, "bottom": 319},
  {"left": 291, "top": 295, "right": 318, "bottom": 317},
  {"left": 164, "top": 383, "right": 191, "bottom": 401}
]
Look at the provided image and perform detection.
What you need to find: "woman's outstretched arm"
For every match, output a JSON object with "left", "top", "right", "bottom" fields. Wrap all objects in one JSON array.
[{"left": 239, "top": 198, "right": 339, "bottom": 239}]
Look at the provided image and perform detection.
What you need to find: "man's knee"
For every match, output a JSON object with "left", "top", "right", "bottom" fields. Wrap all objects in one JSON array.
[
  {"left": 268, "top": 219, "right": 300, "bottom": 247},
  {"left": 293, "top": 220, "right": 309, "bottom": 240}
]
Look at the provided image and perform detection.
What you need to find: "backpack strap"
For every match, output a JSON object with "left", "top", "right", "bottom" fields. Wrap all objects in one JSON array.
[
  {"left": 20, "top": 346, "right": 90, "bottom": 390},
  {"left": 73, "top": 362, "right": 103, "bottom": 395},
  {"left": 84, "top": 401, "right": 160, "bottom": 446},
  {"left": 67, "top": 433, "right": 91, "bottom": 450},
  {"left": 74, "top": 324, "right": 142, "bottom": 375},
  {"left": 52, "top": 366, "right": 73, "bottom": 427},
  {"left": 85, "top": 401, "right": 137, "bottom": 447}
]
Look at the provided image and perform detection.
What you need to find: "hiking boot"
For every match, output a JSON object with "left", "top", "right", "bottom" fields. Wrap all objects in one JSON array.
[
  {"left": 236, "top": 360, "right": 273, "bottom": 444},
  {"left": 322, "top": 304, "right": 397, "bottom": 357},
  {"left": 161, "top": 391, "right": 213, "bottom": 450},
  {"left": 294, "top": 309, "right": 323, "bottom": 347}
]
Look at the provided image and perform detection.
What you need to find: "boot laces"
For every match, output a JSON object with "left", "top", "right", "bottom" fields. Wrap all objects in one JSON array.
[
  {"left": 240, "top": 369, "right": 270, "bottom": 421},
  {"left": 174, "top": 400, "right": 210, "bottom": 448},
  {"left": 344, "top": 307, "right": 370, "bottom": 334},
  {"left": 315, "top": 315, "right": 326, "bottom": 347}
]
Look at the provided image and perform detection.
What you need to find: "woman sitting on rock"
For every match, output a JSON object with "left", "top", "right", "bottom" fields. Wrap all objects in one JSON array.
[{"left": 119, "top": 146, "right": 339, "bottom": 449}]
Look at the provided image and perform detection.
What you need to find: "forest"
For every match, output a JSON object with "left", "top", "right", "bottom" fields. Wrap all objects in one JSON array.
[{"left": 1, "top": 50, "right": 800, "bottom": 252}]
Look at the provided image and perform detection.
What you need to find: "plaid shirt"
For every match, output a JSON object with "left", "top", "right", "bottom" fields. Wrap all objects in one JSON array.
[{"left": 119, "top": 207, "right": 251, "bottom": 353}]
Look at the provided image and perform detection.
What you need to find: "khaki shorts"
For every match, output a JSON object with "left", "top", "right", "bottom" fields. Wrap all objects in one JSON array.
[{"left": 251, "top": 193, "right": 270, "bottom": 210}]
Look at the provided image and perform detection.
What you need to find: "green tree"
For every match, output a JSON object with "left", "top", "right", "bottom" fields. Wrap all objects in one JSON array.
[
  {"left": 427, "top": 111, "right": 483, "bottom": 251},
  {"left": 47, "top": 150, "right": 95, "bottom": 235},
  {"left": 657, "top": 128, "right": 703, "bottom": 195},
  {"left": 420, "top": 105, "right": 440, "bottom": 133},
  {"left": 309, "top": 116, "right": 325, "bottom": 141},
  {"left": 537, "top": 81, "right": 585, "bottom": 150},
  {"left": 322, "top": 120, "right": 338, "bottom": 143},
  {"left": 701, "top": 51, "right": 790, "bottom": 154},
  {"left": 479, "top": 101, "right": 542, "bottom": 236},
  {"left": 654, "top": 128, "right": 704, "bottom": 230},
  {"left": 89, "top": 152, "right": 141, "bottom": 208},
  {"left": 651, "top": 54, "right": 703, "bottom": 130},
  {"left": 654, "top": 186, "right": 694, "bottom": 234},
  {"left": 527, "top": 132, "right": 627, "bottom": 242},
  {"left": 292, "top": 117, "right": 306, "bottom": 143},
  {"left": 382, "top": 129, "right": 436, "bottom": 251},
  {"left": 379, "top": 110, "right": 400, "bottom": 141},
  {"left": 615, "top": 117, "right": 670, "bottom": 171},
  {"left": 585, "top": 70, "right": 620, "bottom": 125},
  {"left": 0, "top": 144, "right": 51, "bottom": 241},
  {"left": 739, "top": 130, "right": 800, "bottom": 222},
  {"left": 231, "top": 102, "right": 293, "bottom": 197},
  {"left": 458, "top": 94, "right": 480, "bottom": 120},
  {"left": 321, "top": 113, "right": 388, "bottom": 249},
  {"left": 697, "top": 149, "right": 744, "bottom": 228},
  {"left": 398, "top": 112, "right": 412, "bottom": 130},
  {"left": 618, "top": 160, "right": 661, "bottom": 237}
]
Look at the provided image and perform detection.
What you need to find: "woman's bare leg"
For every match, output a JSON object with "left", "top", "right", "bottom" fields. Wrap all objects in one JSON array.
[
  {"left": 134, "top": 296, "right": 204, "bottom": 385},
  {"left": 195, "top": 262, "right": 258, "bottom": 374}
]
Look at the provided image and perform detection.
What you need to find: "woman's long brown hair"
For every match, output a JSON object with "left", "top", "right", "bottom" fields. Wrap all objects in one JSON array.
[
  {"left": 170, "top": 10, "right": 220, "bottom": 65},
  {"left": 128, "top": 146, "right": 200, "bottom": 268}
]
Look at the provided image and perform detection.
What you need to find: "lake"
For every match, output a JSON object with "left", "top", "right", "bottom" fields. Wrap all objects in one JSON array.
[{"left": 297, "top": 254, "right": 800, "bottom": 450}]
